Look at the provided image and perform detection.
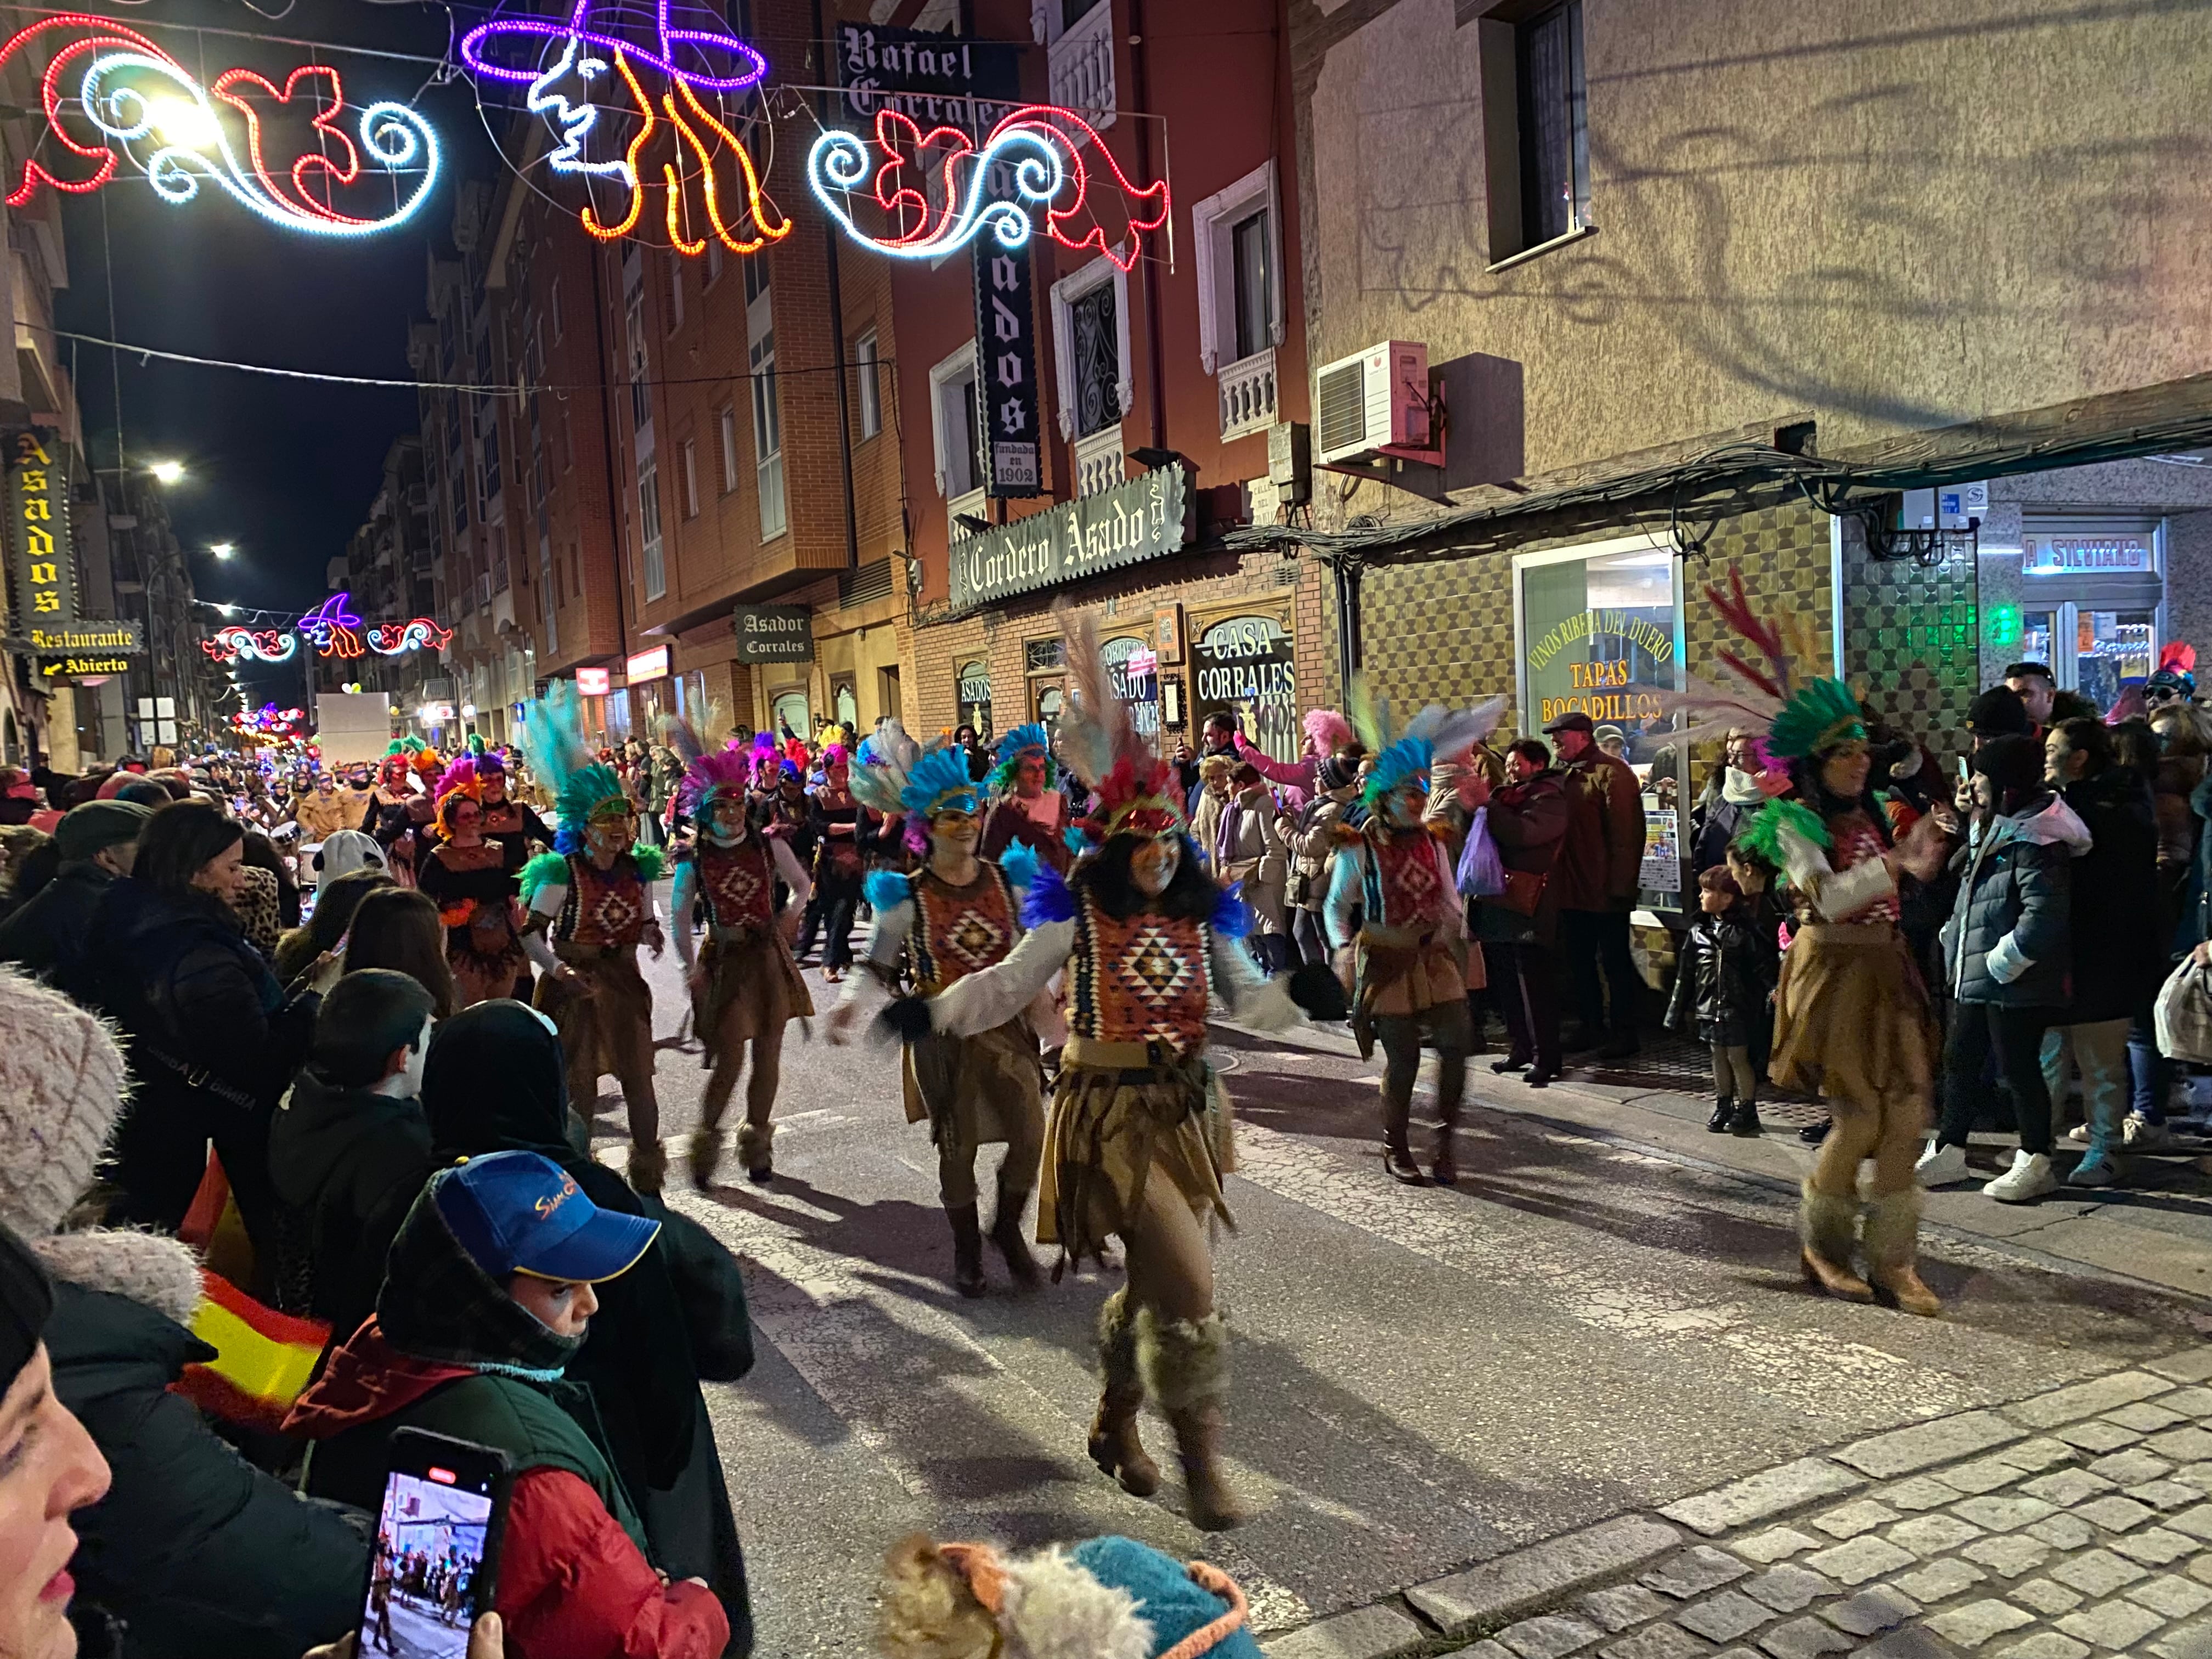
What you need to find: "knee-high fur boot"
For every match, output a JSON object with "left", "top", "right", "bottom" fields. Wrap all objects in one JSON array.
[
  {"left": 1798, "top": 1180, "right": 1873, "bottom": 1303},
  {"left": 1087, "top": 1290, "right": 1159, "bottom": 1497},
  {"left": 1863, "top": 1187, "right": 1941, "bottom": 1317},
  {"left": 1138, "top": 1307, "right": 1244, "bottom": 1531},
  {"left": 626, "top": 1140, "right": 667, "bottom": 1195},
  {"left": 687, "top": 1126, "right": 725, "bottom": 1190},
  {"left": 736, "top": 1120, "right": 775, "bottom": 1185}
]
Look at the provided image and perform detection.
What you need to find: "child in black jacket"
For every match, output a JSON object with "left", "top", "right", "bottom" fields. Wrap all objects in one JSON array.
[{"left": 1666, "top": 865, "right": 1778, "bottom": 1136}]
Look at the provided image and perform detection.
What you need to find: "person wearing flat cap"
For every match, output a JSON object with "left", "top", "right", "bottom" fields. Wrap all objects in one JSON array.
[
  {"left": 0, "top": 1217, "right": 112, "bottom": 1659},
  {"left": 287, "top": 1150, "right": 728, "bottom": 1659},
  {"left": 0, "top": 801, "right": 150, "bottom": 997}
]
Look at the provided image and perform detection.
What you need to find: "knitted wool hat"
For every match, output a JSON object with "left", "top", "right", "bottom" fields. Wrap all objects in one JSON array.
[
  {"left": 55, "top": 799, "right": 151, "bottom": 862},
  {"left": 0, "top": 971, "right": 201, "bottom": 1324}
]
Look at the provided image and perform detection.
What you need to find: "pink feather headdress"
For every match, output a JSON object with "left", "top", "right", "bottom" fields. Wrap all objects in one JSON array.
[{"left": 677, "top": 744, "right": 753, "bottom": 816}]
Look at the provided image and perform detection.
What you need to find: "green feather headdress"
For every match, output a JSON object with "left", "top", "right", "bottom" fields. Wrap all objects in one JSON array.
[{"left": 1654, "top": 564, "right": 1864, "bottom": 759}]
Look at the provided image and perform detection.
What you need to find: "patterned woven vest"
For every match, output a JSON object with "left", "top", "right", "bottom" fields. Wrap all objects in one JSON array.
[
  {"left": 909, "top": 865, "right": 1018, "bottom": 995},
  {"left": 1068, "top": 890, "right": 1210, "bottom": 1052},
  {"left": 697, "top": 837, "right": 775, "bottom": 933},
  {"left": 558, "top": 855, "right": 647, "bottom": 950},
  {"left": 1364, "top": 827, "right": 1451, "bottom": 930}
]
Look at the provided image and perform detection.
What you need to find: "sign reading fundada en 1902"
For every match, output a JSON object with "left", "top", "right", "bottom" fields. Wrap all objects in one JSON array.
[
  {"left": 732, "top": 603, "right": 815, "bottom": 662},
  {"left": 8, "top": 430, "right": 73, "bottom": 628},
  {"left": 950, "top": 464, "right": 1190, "bottom": 613}
]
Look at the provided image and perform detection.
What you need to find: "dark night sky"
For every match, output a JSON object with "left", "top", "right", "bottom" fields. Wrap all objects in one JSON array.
[{"left": 54, "top": 0, "right": 498, "bottom": 623}]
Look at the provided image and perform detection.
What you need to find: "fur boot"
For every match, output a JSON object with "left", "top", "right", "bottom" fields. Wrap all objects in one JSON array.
[
  {"left": 947, "top": 1204, "right": 986, "bottom": 1298},
  {"left": 1863, "top": 1187, "right": 1942, "bottom": 1317},
  {"left": 988, "top": 1176, "right": 1040, "bottom": 1288},
  {"left": 1798, "top": 1180, "right": 1873, "bottom": 1303},
  {"left": 1086, "top": 1290, "right": 1159, "bottom": 1498},
  {"left": 736, "top": 1120, "right": 775, "bottom": 1184},
  {"left": 1138, "top": 1308, "right": 1244, "bottom": 1531},
  {"left": 687, "top": 1126, "right": 725, "bottom": 1190},
  {"left": 627, "top": 1139, "right": 667, "bottom": 1195}
]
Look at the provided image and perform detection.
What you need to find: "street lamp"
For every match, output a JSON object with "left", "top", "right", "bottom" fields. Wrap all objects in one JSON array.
[
  {"left": 148, "top": 460, "right": 185, "bottom": 486},
  {"left": 208, "top": 542, "right": 235, "bottom": 560}
]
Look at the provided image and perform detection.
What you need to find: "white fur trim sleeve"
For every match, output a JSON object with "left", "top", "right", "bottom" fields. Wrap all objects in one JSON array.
[
  {"left": 929, "top": 918, "right": 1073, "bottom": 1037},
  {"left": 1210, "top": 929, "right": 1299, "bottom": 1030},
  {"left": 1000, "top": 1549, "right": 1154, "bottom": 1659},
  {"left": 1777, "top": 821, "right": 1895, "bottom": 922}
]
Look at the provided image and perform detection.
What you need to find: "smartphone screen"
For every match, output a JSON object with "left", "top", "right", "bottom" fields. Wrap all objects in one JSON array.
[{"left": 358, "top": 1430, "right": 510, "bottom": 1659}]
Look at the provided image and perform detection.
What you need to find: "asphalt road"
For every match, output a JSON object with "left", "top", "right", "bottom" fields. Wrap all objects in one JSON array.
[{"left": 597, "top": 904, "right": 2212, "bottom": 1655}]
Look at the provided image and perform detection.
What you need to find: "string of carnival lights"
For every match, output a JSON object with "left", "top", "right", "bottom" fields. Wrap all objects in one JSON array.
[{"left": 0, "top": 14, "right": 439, "bottom": 238}]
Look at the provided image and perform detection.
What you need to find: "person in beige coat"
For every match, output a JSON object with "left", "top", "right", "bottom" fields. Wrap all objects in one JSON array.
[{"left": 1192, "top": 761, "right": 1293, "bottom": 970}]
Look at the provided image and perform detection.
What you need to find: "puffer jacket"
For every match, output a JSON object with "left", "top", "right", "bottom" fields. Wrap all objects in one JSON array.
[{"left": 1941, "top": 792, "right": 2088, "bottom": 1008}]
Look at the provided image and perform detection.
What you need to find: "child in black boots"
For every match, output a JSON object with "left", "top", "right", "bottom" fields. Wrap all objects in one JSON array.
[{"left": 1667, "top": 864, "right": 1777, "bottom": 1136}]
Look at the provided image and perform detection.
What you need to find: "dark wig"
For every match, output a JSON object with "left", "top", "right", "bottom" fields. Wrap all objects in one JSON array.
[
  {"left": 1785, "top": 754, "right": 1894, "bottom": 849},
  {"left": 1072, "top": 832, "right": 1221, "bottom": 923}
]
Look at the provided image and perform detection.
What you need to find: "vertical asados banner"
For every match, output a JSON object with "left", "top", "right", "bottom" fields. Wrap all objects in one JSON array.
[
  {"left": 8, "top": 431, "right": 73, "bottom": 629},
  {"left": 974, "top": 241, "right": 1041, "bottom": 496}
]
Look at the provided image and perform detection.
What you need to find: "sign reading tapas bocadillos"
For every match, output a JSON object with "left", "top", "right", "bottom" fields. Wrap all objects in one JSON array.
[{"left": 949, "top": 464, "right": 1190, "bottom": 614}]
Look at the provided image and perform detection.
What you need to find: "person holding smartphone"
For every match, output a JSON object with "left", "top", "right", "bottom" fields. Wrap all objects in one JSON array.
[{"left": 287, "top": 1152, "right": 728, "bottom": 1659}]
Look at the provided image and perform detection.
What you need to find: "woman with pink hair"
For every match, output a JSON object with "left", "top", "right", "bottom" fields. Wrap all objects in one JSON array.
[{"left": 1231, "top": 708, "right": 1363, "bottom": 805}]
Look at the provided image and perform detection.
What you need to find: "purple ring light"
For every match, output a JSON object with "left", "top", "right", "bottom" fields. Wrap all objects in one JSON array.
[{"left": 461, "top": 0, "right": 768, "bottom": 92}]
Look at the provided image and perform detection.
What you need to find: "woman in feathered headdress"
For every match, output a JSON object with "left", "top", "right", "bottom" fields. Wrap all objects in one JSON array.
[
  {"left": 979, "top": 720, "right": 1071, "bottom": 874},
  {"left": 469, "top": 740, "right": 555, "bottom": 865},
  {"left": 831, "top": 726, "right": 1047, "bottom": 1297},
  {"left": 800, "top": 732, "right": 883, "bottom": 982},
  {"left": 879, "top": 606, "right": 1345, "bottom": 1531},
  {"left": 664, "top": 723, "right": 814, "bottom": 1189},
  {"left": 514, "top": 681, "right": 672, "bottom": 1192},
  {"left": 409, "top": 755, "right": 533, "bottom": 1008},
  {"left": 1673, "top": 568, "right": 1949, "bottom": 1313},
  {"left": 1324, "top": 683, "right": 1504, "bottom": 1187}
]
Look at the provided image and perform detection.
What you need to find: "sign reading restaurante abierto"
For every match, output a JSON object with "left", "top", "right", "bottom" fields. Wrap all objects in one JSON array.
[{"left": 949, "top": 464, "right": 1189, "bottom": 613}]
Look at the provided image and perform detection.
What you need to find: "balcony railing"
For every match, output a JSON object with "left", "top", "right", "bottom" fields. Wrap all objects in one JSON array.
[
  {"left": 1047, "top": 1, "right": 1115, "bottom": 133},
  {"left": 1218, "top": 347, "right": 1277, "bottom": 442},
  {"left": 1074, "top": 424, "right": 1124, "bottom": 498}
]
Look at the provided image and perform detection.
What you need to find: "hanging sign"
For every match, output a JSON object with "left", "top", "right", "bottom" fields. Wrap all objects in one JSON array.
[
  {"left": 8, "top": 431, "right": 73, "bottom": 629},
  {"left": 837, "top": 25, "right": 1023, "bottom": 132},
  {"left": 1191, "top": 612, "right": 1297, "bottom": 760},
  {"left": 461, "top": 0, "right": 786, "bottom": 256},
  {"left": 808, "top": 105, "right": 1170, "bottom": 272},
  {"left": 949, "top": 462, "right": 1189, "bottom": 612},
  {"left": 974, "top": 242, "right": 1041, "bottom": 496},
  {"left": 0, "top": 16, "right": 439, "bottom": 238},
  {"left": 575, "top": 667, "right": 611, "bottom": 696},
  {"left": 28, "top": 620, "right": 138, "bottom": 653},
  {"left": 733, "top": 603, "right": 814, "bottom": 662},
  {"left": 625, "top": 644, "right": 670, "bottom": 682}
]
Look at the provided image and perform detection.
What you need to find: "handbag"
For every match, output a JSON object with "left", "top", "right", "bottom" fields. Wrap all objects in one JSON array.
[
  {"left": 2154, "top": 956, "right": 2212, "bottom": 1065},
  {"left": 1494, "top": 868, "right": 1548, "bottom": 917}
]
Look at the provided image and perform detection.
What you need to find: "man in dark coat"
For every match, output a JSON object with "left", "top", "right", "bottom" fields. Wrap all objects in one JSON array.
[
  {"left": 1546, "top": 711, "right": 1647, "bottom": 1057},
  {"left": 266, "top": 970, "right": 438, "bottom": 1331},
  {"left": 2043, "top": 717, "right": 2165, "bottom": 1187},
  {"left": 0, "top": 800, "right": 149, "bottom": 995}
]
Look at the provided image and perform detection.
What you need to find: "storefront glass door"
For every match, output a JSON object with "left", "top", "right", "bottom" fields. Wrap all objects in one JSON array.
[{"left": 2018, "top": 520, "right": 2164, "bottom": 710}]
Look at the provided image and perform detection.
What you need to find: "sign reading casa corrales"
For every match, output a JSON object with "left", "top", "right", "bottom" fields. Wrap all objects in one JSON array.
[{"left": 949, "top": 464, "right": 1190, "bottom": 614}]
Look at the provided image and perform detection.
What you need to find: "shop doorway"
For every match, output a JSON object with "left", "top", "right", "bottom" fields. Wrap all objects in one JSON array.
[{"left": 2017, "top": 519, "right": 2163, "bottom": 709}]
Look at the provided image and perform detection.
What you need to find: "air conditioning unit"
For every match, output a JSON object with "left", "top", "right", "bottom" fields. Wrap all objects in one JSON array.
[{"left": 1314, "top": 341, "right": 1436, "bottom": 465}]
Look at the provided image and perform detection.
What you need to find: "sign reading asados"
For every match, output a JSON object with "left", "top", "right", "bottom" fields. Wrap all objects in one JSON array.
[{"left": 950, "top": 464, "right": 1189, "bottom": 613}]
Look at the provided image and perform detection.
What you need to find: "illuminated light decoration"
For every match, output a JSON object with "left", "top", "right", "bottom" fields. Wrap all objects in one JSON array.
[
  {"left": 366, "top": 617, "right": 455, "bottom": 656},
  {"left": 230, "top": 702, "right": 308, "bottom": 738},
  {"left": 806, "top": 105, "right": 1170, "bottom": 273},
  {"left": 201, "top": 625, "right": 298, "bottom": 665},
  {"left": 298, "top": 593, "right": 365, "bottom": 658},
  {"left": 464, "top": 0, "right": 784, "bottom": 256},
  {"left": 0, "top": 16, "right": 438, "bottom": 236}
]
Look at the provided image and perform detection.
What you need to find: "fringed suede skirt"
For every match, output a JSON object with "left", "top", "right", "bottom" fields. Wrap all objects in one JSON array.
[
  {"left": 692, "top": 929, "right": 813, "bottom": 1056},
  {"left": 1041, "top": 1036, "right": 1235, "bottom": 1262},
  {"left": 1770, "top": 921, "right": 1936, "bottom": 1110}
]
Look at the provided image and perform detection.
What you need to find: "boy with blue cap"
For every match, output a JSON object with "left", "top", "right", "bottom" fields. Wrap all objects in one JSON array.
[{"left": 289, "top": 1150, "right": 728, "bottom": 1659}]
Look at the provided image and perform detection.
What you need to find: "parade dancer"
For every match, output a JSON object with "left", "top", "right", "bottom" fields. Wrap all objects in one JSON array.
[
  {"left": 474, "top": 747, "right": 554, "bottom": 865},
  {"left": 665, "top": 727, "right": 814, "bottom": 1189},
  {"left": 832, "top": 730, "right": 1047, "bottom": 1297},
  {"left": 516, "top": 686, "right": 670, "bottom": 1192},
  {"left": 981, "top": 723, "right": 1072, "bottom": 872},
  {"left": 1324, "top": 691, "right": 1502, "bottom": 1186},
  {"left": 883, "top": 610, "right": 1344, "bottom": 1531},
  {"left": 415, "top": 758, "right": 531, "bottom": 1007},
  {"left": 1670, "top": 571, "right": 1949, "bottom": 1313}
]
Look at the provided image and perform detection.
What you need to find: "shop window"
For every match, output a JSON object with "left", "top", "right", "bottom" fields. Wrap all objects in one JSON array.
[
  {"left": 957, "top": 659, "right": 992, "bottom": 736},
  {"left": 1033, "top": 682, "right": 1063, "bottom": 724},
  {"left": 1189, "top": 609, "right": 1295, "bottom": 761},
  {"left": 1101, "top": 633, "right": 1161, "bottom": 742},
  {"left": 855, "top": 330, "right": 882, "bottom": 440},
  {"left": 929, "top": 342, "right": 983, "bottom": 500},
  {"left": 2017, "top": 521, "right": 2165, "bottom": 708}
]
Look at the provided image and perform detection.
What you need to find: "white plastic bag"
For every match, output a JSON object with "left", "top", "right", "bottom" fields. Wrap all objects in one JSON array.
[{"left": 2153, "top": 956, "right": 2212, "bottom": 1066}]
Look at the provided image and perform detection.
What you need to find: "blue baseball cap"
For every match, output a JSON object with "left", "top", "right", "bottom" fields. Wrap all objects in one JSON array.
[{"left": 432, "top": 1150, "right": 659, "bottom": 1283}]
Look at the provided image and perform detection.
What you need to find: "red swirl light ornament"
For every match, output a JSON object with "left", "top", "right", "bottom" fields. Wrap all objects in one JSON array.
[
  {"left": 201, "top": 626, "right": 298, "bottom": 665},
  {"left": 0, "top": 15, "right": 439, "bottom": 235},
  {"left": 806, "top": 105, "right": 1169, "bottom": 272},
  {"left": 367, "top": 618, "right": 454, "bottom": 656}
]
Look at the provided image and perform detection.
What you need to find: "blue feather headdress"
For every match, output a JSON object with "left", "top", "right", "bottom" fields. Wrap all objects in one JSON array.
[
  {"left": 1350, "top": 677, "right": 1507, "bottom": 812},
  {"left": 849, "top": 721, "right": 980, "bottom": 820},
  {"left": 987, "top": 722, "right": 1057, "bottom": 795}
]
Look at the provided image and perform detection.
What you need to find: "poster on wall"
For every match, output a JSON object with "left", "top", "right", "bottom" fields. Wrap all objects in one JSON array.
[
  {"left": 1638, "top": 806, "right": 1681, "bottom": 911},
  {"left": 1190, "top": 612, "right": 1296, "bottom": 763}
]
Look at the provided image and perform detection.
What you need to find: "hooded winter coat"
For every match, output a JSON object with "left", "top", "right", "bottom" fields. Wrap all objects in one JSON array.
[
  {"left": 1941, "top": 791, "right": 2088, "bottom": 1008},
  {"left": 83, "top": 877, "right": 320, "bottom": 1237},
  {"left": 422, "top": 1001, "right": 755, "bottom": 1653},
  {"left": 266, "top": 1066, "right": 436, "bottom": 1333},
  {"left": 0, "top": 858, "right": 120, "bottom": 996},
  {"left": 286, "top": 1182, "right": 730, "bottom": 1659},
  {"left": 2056, "top": 764, "right": 2166, "bottom": 1024}
]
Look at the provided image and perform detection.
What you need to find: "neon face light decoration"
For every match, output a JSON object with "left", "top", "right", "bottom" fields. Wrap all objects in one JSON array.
[
  {"left": 462, "top": 0, "right": 786, "bottom": 255},
  {"left": 806, "top": 106, "right": 1169, "bottom": 272},
  {"left": 0, "top": 16, "right": 439, "bottom": 236},
  {"left": 297, "top": 594, "right": 365, "bottom": 659},
  {"left": 201, "top": 627, "right": 298, "bottom": 666}
]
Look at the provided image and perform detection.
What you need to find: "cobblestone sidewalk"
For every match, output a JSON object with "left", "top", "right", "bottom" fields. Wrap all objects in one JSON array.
[{"left": 1268, "top": 1348, "right": 2212, "bottom": 1659}]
